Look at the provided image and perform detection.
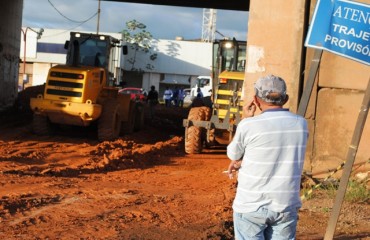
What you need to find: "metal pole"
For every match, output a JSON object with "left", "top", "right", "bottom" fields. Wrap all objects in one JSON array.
[
  {"left": 324, "top": 78, "right": 370, "bottom": 240},
  {"left": 21, "top": 27, "right": 43, "bottom": 90},
  {"left": 97, "top": 0, "right": 101, "bottom": 34},
  {"left": 297, "top": 49, "right": 323, "bottom": 117},
  {"left": 22, "top": 27, "right": 28, "bottom": 91}
]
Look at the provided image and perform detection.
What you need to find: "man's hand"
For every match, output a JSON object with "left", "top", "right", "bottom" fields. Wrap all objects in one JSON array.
[
  {"left": 242, "top": 99, "right": 256, "bottom": 118},
  {"left": 227, "top": 160, "right": 242, "bottom": 179}
]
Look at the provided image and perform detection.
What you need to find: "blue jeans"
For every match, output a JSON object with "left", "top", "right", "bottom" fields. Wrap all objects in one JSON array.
[{"left": 233, "top": 207, "right": 299, "bottom": 240}]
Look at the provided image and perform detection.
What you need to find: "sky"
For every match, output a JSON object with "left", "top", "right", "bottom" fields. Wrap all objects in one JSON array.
[{"left": 22, "top": 0, "right": 249, "bottom": 41}]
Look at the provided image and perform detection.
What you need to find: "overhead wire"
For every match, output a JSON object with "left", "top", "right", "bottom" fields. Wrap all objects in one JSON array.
[
  {"left": 42, "top": 0, "right": 99, "bottom": 38},
  {"left": 48, "top": 0, "right": 98, "bottom": 24},
  {"left": 40, "top": 23, "right": 92, "bottom": 39}
]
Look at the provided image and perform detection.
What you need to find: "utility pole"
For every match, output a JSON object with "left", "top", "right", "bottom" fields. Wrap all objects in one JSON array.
[
  {"left": 96, "top": 0, "right": 101, "bottom": 34},
  {"left": 21, "top": 27, "right": 44, "bottom": 90}
]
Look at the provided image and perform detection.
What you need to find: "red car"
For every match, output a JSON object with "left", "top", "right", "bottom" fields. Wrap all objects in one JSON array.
[{"left": 118, "top": 87, "right": 147, "bottom": 101}]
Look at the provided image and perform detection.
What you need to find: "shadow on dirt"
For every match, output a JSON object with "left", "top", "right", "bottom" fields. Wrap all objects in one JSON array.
[
  {"left": 333, "top": 233, "right": 370, "bottom": 240},
  {"left": 0, "top": 193, "right": 63, "bottom": 220}
]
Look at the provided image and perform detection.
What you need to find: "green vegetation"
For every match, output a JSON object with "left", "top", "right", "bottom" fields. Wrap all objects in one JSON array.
[
  {"left": 121, "top": 20, "right": 157, "bottom": 72},
  {"left": 344, "top": 180, "right": 369, "bottom": 203},
  {"left": 301, "top": 178, "right": 369, "bottom": 203}
]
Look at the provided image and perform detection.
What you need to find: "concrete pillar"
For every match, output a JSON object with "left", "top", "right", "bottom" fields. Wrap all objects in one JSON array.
[
  {"left": 244, "top": 0, "right": 308, "bottom": 112},
  {"left": 0, "top": 0, "right": 23, "bottom": 111}
]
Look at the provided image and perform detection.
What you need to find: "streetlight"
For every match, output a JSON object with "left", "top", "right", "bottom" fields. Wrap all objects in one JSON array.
[{"left": 21, "top": 27, "right": 44, "bottom": 90}]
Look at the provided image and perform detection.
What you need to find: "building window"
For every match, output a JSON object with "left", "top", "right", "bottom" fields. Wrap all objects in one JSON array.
[{"left": 37, "top": 43, "right": 67, "bottom": 54}]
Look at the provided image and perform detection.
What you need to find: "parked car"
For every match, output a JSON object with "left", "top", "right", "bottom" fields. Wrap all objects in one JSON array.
[{"left": 119, "top": 87, "right": 147, "bottom": 101}]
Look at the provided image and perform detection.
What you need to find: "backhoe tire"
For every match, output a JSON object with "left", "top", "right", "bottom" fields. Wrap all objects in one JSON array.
[
  {"left": 98, "top": 100, "right": 121, "bottom": 141},
  {"left": 185, "top": 107, "right": 205, "bottom": 154},
  {"left": 33, "top": 114, "right": 53, "bottom": 136}
]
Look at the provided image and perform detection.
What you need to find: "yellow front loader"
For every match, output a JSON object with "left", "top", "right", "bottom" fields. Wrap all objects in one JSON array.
[{"left": 30, "top": 32, "right": 144, "bottom": 141}]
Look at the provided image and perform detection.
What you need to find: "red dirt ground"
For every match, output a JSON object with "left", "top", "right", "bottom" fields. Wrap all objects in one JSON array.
[{"left": 0, "top": 87, "right": 369, "bottom": 239}]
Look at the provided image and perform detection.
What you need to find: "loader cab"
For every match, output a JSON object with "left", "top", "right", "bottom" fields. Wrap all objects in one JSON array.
[
  {"left": 64, "top": 32, "right": 125, "bottom": 86},
  {"left": 65, "top": 33, "right": 122, "bottom": 67},
  {"left": 212, "top": 38, "right": 246, "bottom": 83},
  {"left": 212, "top": 38, "right": 247, "bottom": 120}
]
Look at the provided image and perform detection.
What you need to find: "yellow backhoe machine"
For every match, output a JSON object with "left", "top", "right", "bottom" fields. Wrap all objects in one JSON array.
[
  {"left": 30, "top": 32, "right": 144, "bottom": 141},
  {"left": 183, "top": 38, "right": 247, "bottom": 153}
]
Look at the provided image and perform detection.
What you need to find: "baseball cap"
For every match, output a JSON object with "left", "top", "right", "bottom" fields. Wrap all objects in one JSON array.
[{"left": 254, "top": 74, "right": 287, "bottom": 105}]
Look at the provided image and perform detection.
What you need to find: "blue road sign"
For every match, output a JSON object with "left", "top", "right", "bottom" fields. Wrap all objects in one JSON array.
[{"left": 305, "top": 0, "right": 370, "bottom": 65}]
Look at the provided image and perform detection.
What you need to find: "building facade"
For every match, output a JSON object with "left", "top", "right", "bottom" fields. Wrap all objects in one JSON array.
[{"left": 19, "top": 28, "right": 212, "bottom": 100}]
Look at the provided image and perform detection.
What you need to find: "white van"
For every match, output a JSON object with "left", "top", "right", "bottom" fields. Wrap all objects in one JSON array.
[
  {"left": 183, "top": 88, "right": 193, "bottom": 106},
  {"left": 190, "top": 76, "right": 212, "bottom": 98}
]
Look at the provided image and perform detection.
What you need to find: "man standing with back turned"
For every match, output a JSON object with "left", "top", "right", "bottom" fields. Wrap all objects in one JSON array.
[{"left": 227, "top": 75, "right": 309, "bottom": 240}]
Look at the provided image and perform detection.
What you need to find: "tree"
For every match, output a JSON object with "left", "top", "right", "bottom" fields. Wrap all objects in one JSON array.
[{"left": 121, "top": 20, "right": 157, "bottom": 72}]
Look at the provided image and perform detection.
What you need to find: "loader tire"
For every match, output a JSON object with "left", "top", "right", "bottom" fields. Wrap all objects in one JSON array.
[
  {"left": 199, "top": 106, "right": 215, "bottom": 148},
  {"left": 185, "top": 107, "right": 205, "bottom": 154},
  {"left": 121, "top": 101, "right": 136, "bottom": 135},
  {"left": 134, "top": 102, "right": 145, "bottom": 131},
  {"left": 98, "top": 100, "right": 121, "bottom": 141},
  {"left": 201, "top": 106, "right": 211, "bottom": 121},
  {"left": 33, "top": 114, "right": 53, "bottom": 136}
]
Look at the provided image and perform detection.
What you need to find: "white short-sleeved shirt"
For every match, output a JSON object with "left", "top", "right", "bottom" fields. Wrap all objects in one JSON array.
[{"left": 227, "top": 108, "right": 309, "bottom": 213}]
